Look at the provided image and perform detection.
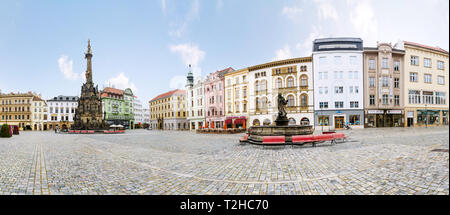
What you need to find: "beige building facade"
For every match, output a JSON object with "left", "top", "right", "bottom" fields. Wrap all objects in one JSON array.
[
  {"left": 395, "top": 41, "right": 449, "bottom": 127},
  {"left": 149, "top": 89, "right": 188, "bottom": 130},
  {"left": 363, "top": 43, "right": 405, "bottom": 127},
  {"left": 224, "top": 68, "right": 249, "bottom": 128},
  {"left": 0, "top": 92, "right": 43, "bottom": 130}
]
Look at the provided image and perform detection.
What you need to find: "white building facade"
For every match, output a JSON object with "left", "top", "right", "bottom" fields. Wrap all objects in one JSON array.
[
  {"left": 248, "top": 57, "right": 314, "bottom": 127},
  {"left": 186, "top": 67, "right": 206, "bottom": 130},
  {"left": 313, "top": 38, "right": 364, "bottom": 130},
  {"left": 46, "top": 95, "right": 78, "bottom": 130},
  {"left": 133, "top": 96, "right": 144, "bottom": 126}
]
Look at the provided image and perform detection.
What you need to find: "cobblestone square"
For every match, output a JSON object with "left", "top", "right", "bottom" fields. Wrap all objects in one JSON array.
[{"left": 0, "top": 127, "right": 448, "bottom": 195}]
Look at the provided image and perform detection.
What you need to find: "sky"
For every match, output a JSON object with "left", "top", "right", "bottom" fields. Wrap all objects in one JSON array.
[{"left": 0, "top": 0, "right": 448, "bottom": 105}]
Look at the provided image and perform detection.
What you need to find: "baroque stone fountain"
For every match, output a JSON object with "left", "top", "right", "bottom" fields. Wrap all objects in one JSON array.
[{"left": 246, "top": 93, "right": 314, "bottom": 144}]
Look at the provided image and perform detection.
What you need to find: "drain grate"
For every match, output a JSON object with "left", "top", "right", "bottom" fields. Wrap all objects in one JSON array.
[{"left": 431, "top": 149, "right": 449, "bottom": 152}]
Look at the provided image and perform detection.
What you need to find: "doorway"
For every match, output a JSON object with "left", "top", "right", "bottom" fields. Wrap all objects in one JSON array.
[
  {"left": 335, "top": 116, "right": 344, "bottom": 129},
  {"left": 407, "top": 118, "right": 413, "bottom": 127}
]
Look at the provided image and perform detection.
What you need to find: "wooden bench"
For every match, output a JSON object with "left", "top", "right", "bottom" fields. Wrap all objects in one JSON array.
[{"left": 262, "top": 136, "right": 286, "bottom": 147}]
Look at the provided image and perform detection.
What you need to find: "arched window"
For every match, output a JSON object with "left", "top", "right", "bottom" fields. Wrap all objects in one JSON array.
[
  {"left": 253, "top": 119, "right": 260, "bottom": 126},
  {"left": 300, "top": 75, "right": 308, "bottom": 87},
  {"left": 276, "top": 78, "right": 282, "bottom": 88},
  {"left": 301, "top": 117, "right": 310, "bottom": 126},
  {"left": 255, "top": 81, "right": 259, "bottom": 92},
  {"left": 287, "top": 77, "right": 294, "bottom": 88},
  {"left": 261, "top": 97, "right": 267, "bottom": 109},
  {"left": 287, "top": 95, "right": 295, "bottom": 107},
  {"left": 255, "top": 97, "right": 260, "bottom": 109},
  {"left": 300, "top": 94, "right": 308, "bottom": 107},
  {"left": 288, "top": 118, "right": 296, "bottom": 125},
  {"left": 260, "top": 80, "right": 266, "bottom": 90},
  {"left": 263, "top": 119, "right": 271, "bottom": 125}
]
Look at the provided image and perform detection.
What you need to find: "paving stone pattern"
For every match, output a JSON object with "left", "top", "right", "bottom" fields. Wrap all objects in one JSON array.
[{"left": 0, "top": 127, "right": 448, "bottom": 195}]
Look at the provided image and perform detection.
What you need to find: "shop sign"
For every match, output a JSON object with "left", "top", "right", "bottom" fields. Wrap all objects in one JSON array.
[
  {"left": 387, "top": 110, "right": 402, "bottom": 114},
  {"left": 368, "top": 110, "right": 384, "bottom": 114}
]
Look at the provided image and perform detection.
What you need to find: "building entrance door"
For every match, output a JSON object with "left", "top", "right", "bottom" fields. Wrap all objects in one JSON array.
[
  {"left": 407, "top": 118, "right": 413, "bottom": 127},
  {"left": 335, "top": 116, "right": 344, "bottom": 129}
]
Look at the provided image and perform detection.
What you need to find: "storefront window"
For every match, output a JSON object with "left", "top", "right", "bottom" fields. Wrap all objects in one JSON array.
[
  {"left": 318, "top": 116, "right": 329, "bottom": 126},
  {"left": 349, "top": 115, "right": 360, "bottom": 125}
]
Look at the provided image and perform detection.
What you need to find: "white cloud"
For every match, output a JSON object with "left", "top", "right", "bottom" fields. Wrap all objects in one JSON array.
[
  {"left": 273, "top": 45, "right": 292, "bottom": 61},
  {"left": 349, "top": 0, "right": 378, "bottom": 45},
  {"left": 217, "top": 0, "right": 223, "bottom": 10},
  {"left": 296, "top": 26, "right": 325, "bottom": 56},
  {"left": 58, "top": 55, "right": 80, "bottom": 81},
  {"left": 161, "top": 0, "right": 166, "bottom": 14},
  {"left": 314, "top": 0, "right": 339, "bottom": 21},
  {"left": 168, "top": 0, "right": 200, "bottom": 38},
  {"left": 169, "top": 43, "right": 205, "bottom": 77},
  {"left": 169, "top": 43, "right": 205, "bottom": 89},
  {"left": 106, "top": 73, "right": 138, "bottom": 92},
  {"left": 282, "top": 6, "right": 303, "bottom": 21}
]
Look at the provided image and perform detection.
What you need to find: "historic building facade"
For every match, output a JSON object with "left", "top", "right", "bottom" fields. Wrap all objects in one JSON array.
[
  {"left": 313, "top": 38, "right": 364, "bottom": 130},
  {"left": 186, "top": 66, "right": 206, "bottom": 130},
  {"left": 0, "top": 92, "right": 34, "bottom": 130},
  {"left": 248, "top": 57, "right": 314, "bottom": 128},
  {"left": 72, "top": 40, "right": 106, "bottom": 130},
  {"left": 204, "top": 67, "right": 233, "bottom": 129},
  {"left": 363, "top": 43, "right": 405, "bottom": 128},
  {"left": 101, "top": 87, "right": 135, "bottom": 129},
  {"left": 46, "top": 95, "right": 78, "bottom": 131},
  {"left": 133, "top": 96, "right": 143, "bottom": 128},
  {"left": 395, "top": 41, "right": 449, "bottom": 127},
  {"left": 149, "top": 89, "right": 188, "bottom": 130},
  {"left": 224, "top": 68, "right": 248, "bottom": 129}
]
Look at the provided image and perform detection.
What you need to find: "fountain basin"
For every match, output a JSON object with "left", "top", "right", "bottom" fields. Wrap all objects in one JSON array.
[{"left": 248, "top": 125, "right": 314, "bottom": 143}]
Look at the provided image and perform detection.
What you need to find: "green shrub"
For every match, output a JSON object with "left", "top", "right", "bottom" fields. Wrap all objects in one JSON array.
[{"left": 0, "top": 124, "right": 12, "bottom": 138}]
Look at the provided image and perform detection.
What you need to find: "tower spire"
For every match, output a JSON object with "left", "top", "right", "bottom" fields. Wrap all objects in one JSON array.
[{"left": 85, "top": 39, "right": 93, "bottom": 83}]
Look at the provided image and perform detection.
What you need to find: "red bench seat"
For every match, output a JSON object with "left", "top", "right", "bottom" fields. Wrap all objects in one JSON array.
[
  {"left": 292, "top": 135, "right": 314, "bottom": 144},
  {"left": 262, "top": 136, "right": 286, "bottom": 145},
  {"left": 239, "top": 134, "right": 249, "bottom": 142}
]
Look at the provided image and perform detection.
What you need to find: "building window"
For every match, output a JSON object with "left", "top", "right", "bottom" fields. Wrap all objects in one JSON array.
[
  {"left": 369, "top": 77, "right": 375, "bottom": 88},
  {"left": 438, "top": 76, "right": 445, "bottom": 85},
  {"left": 349, "top": 86, "right": 353, "bottom": 93},
  {"left": 334, "top": 101, "right": 343, "bottom": 108},
  {"left": 350, "top": 56, "right": 357, "bottom": 65},
  {"left": 382, "top": 58, "right": 388, "bottom": 68},
  {"left": 287, "top": 95, "right": 295, "bottom": 107},
  {"left": 394, "top": 60, "right": 400, "bottom": 71},
  {"left": 437, "top": 61, "right": 444, "bottom": 70},
  {"left": 424, "top": 58, "right": 431, "bottom": 68},
  {"left": 369, "top": 59, "right": 375, "bottom": 70},
  {"left": 287, "top": 67, "right": 293, "bottom": 73},
  {"left": 411, "top": 56, "right": 419, "bottom": 65},
  {"left": 300, "top": 94, "right": 308, "bottom": 107},
  {"left": 394, "top": 95, "right": 400, "bottom": 106},
  {"left": 324, "top": 87, "right": 328, "bottom": 94},
  {"left": 424, "top": 74, "right": 432, "bottom": 83},
  {"left": 318, "top": 116, "right": 329, "bottom": 126},
  {"left": 276, "top": 78, "right": 282, "bottom": 88},
  {"left": 350, "top": 101, "right": 359, "bottom": 108},
  {"left": 382, "top": 95, "right": 389, "bottom": 105},
  {"left": 319, "top": 87, "right": 323, "bottom": 94},
  {"left": 394, "top": 78, "right": 400, "bottom": 88},
  {"left": 300, "top": 75, "right": 307, "bottom": 87},
  {"left": 335, "top": 86, "right": 343, "bottom": 94},
  {"left": 319, "top": 102, "right": 328, "bottom": 109},
  {"left": 382, "top": 76, "right": 389, "bottom": 87},
  {"left": 319, "top": 56, "right": 327, "bottom": 65},
  {"left": 423, "top": 91, "right": 434, "bottom": 104},
  {"left": 349, "top": 115, "right": 360, "bottom": 125},
  {"left": 435, "top": 92, "right": 446, "bottom": 104},
  {"left": 334, "top": 56, "right": 342, "bottom": 65},
  {"left": 410, "top": 72, "right": 418, "bottom": 82},
  {"left": 287, "top": 77, "right": 294, "bottom": 87},
  {"left": 369, "top": 95, "right": 375, "bottom": 105}
]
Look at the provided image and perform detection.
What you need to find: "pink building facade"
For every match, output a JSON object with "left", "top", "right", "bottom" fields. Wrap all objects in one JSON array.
[{"left": 204, "top": 67, "right": 234, "bottom": 128}]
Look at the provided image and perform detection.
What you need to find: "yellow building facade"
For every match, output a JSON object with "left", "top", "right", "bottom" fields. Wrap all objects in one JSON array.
[
  {"left": 224, "top": 68, "right": 249, "bottom": 128},
  {"left": 0, "top": 92, "right": 34, "bottom": 130},
  {"left": 399, "top": 41, "right": 449, "bottom": 127},
  {"left": 149, "top": 89, "right": 188, "bottom": 130}
]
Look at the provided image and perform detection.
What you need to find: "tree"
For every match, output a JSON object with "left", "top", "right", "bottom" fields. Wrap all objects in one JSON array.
[{"left": 0, "top": 124, "right": 12, "bottom": 138}]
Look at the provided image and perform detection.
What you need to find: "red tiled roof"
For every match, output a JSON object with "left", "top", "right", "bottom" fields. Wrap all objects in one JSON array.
[
  {"left": 102, "top": 87, "right": 124, "bottom": 95},
  {"left": 217, "top": 67, "right": 234, "bottom": 73},
  {"left": 404, "top": 41, "right": 449, "bottom": 54},
  {"left": 150, "top": 89, "right": 186, "bottom": 102}
]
